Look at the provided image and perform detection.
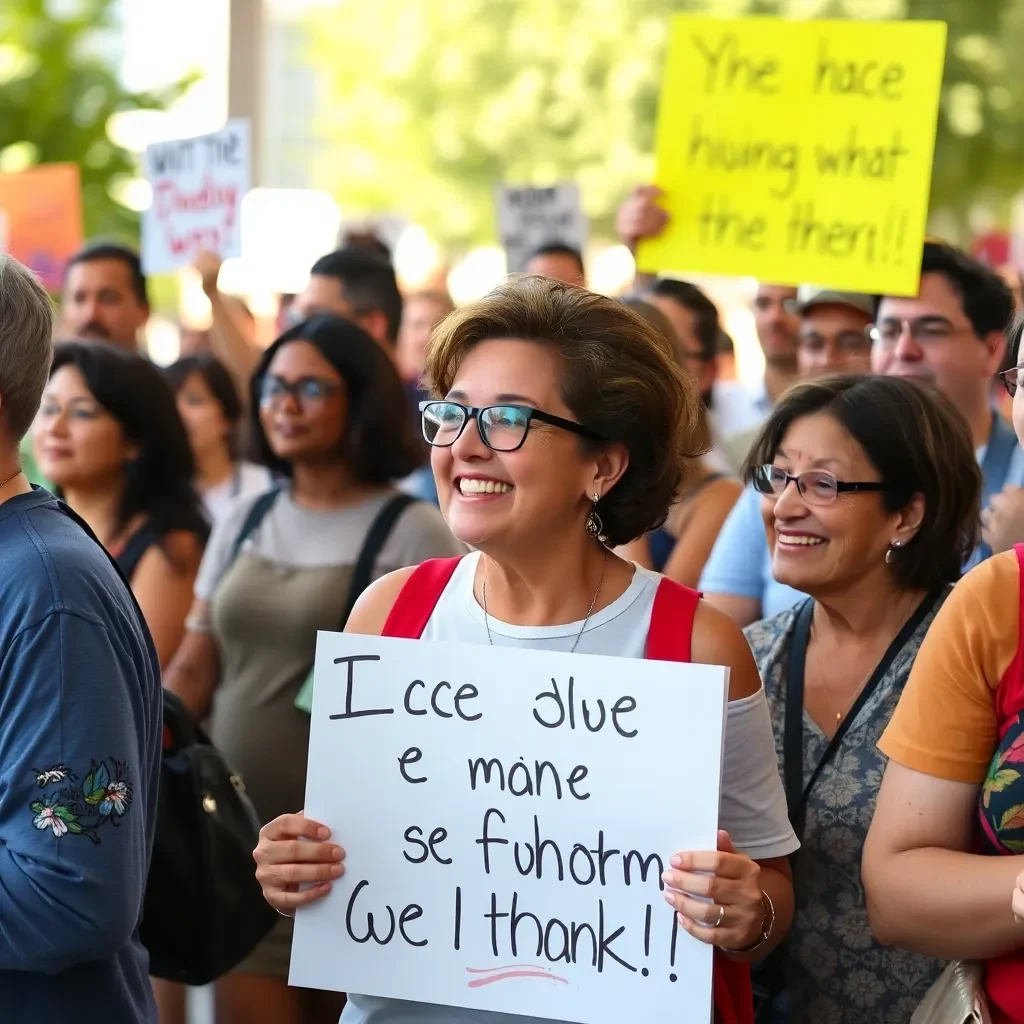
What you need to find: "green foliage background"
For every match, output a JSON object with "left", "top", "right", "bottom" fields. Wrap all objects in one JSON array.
[
  {"left": 2, "top": 0, "right": 1022, "bottom": 253},
  {"left": 307, "top": 0, "right": 1024, "bottom": 248},
  {"left": 0, "top": 0, "right": 187, "bottom": 242}
]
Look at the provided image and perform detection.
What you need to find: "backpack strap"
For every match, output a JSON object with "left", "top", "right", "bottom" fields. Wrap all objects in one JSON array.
[
  {"left": 229, "top": 487, "right": 283, "bottom": 565},
  {"left": 645, "top": 577, "right": 701, "bottom": 662},
  {"left": 645, "top": 575, "right": 754, "bottom": 1024},
  {"left": 340, "top": 494, "right": 417, "bottom": 628},
  {"left": 381, "top": 557, "right": 464, "bottom": 639}
]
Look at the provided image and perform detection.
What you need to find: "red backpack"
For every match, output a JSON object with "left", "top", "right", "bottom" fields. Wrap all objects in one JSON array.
[{"left": 381, "top": 557, "right": 754, "bottom": 1024}]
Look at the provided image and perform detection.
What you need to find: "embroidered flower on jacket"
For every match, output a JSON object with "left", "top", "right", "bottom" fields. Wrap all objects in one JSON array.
[
  {"left": 27, "top": 758, "right": 133, "bottom": 844},
  {"left": 100, "top": 780, "right": 131, "bottom": 816},
  {"left": 30, "top": 796, "right": 82, "bottom": 837}
]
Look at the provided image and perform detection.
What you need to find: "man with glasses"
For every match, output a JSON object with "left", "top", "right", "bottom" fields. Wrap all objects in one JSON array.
[
  {"left": 700, "top": 243, "right": 1021, "bottom": 626},
  {"left": 873, "top": 241, "right": 1022, "bottom": 565}
]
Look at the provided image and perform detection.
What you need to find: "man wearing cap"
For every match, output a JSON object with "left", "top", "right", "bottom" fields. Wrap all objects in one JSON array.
[
  {"left": 791, "top": 286, "right": 875, "bottom": 377},
  {"left": 698, "top": 286, "right": 878, "bottom": 626}
]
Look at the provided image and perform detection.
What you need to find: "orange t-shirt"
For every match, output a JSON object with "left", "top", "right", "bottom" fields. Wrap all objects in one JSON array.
[{"left": 879, "top": 550, "right": 1018, "bottom": 783}]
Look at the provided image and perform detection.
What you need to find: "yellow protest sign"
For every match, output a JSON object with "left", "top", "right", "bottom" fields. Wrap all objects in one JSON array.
[{"left": 638, "top": 16, "right": 947, "bottom": 296}]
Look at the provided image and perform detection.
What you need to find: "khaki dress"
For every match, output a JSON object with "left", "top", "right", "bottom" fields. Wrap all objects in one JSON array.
[{"left": 197, "top": 488, "right": 465, "bottom": 977}]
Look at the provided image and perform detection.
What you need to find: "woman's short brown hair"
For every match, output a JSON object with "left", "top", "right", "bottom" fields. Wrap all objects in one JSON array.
[
  {"left": 426, "top": 276, "right": 705, "bottom": 546},
  {"left": 743, "top": 374, "right": 981, "bottom": 590}
]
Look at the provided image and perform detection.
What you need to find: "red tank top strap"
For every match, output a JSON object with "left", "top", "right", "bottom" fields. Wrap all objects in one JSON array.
[
  {"left": 645, "top": 577, "right": 701, "bottom": 662},
  {"left": 645, "top": 576, "right": 754, "bottom": 1024},
  {"left": 380, "top": 557, "right": 463, "bottom": 640}
]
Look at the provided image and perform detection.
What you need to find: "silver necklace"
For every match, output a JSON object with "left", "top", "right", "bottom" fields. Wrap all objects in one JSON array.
[{"left": 481, "top": 552, "right": 607, "bottom": 653}]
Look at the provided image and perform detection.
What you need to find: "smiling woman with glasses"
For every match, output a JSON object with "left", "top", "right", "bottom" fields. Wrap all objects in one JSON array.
[
  {"left": 254, "top": 276, "right": 802, "bottom": 1024},
  {"left": 161, "top": 314, "right": 463, "bottom": 1024},
  {"left": 740, "top": 373, "right": 982, "bottom": 1024}
]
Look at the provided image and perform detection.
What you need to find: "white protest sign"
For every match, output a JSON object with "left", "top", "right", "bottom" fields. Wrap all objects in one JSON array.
[
  {"left": 142, "top": 119, "right": 250, "bottom": 274},
  {"left": 497, "top": 184, "right": 588, "bottom": 274},
  {"left": 290, "top": 634, "right": 728, "bottom": 1024}
]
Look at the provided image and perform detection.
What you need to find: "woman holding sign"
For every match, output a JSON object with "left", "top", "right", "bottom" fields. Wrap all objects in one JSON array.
[{"left": 255, "top": 277, "right": 799, "bottom": 1024}]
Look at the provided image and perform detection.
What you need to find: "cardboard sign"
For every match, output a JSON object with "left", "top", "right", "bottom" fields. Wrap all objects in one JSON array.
[
  {"left": 142, "top": 119, "right": 250, "bottom": 274},
  {"left": 638, "top": 16, "right": 947, "bottom": 296},
  {"left": 0, "top": 164, "right": 84, "bottom": 291},
  {"left": 290, "top": 634, "right": 729, "bottom": 1024},
  {"left": 497, "top": 185, "right": 588, "bottom": 274}
]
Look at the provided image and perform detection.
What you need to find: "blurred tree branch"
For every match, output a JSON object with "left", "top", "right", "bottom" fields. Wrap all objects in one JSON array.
[{"left": 0, "top": 0, "right": 192, "bottom": 242}]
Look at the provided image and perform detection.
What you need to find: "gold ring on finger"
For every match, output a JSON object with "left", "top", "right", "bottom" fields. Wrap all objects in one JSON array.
[{"left": 707, "top": 904, "right": 725, "bottom": 928}]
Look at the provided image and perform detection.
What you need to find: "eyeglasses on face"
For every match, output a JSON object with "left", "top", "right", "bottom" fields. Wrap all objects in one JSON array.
[
  {"left": 259, "top": 375, "right": 341, "bottom": 408},
  {"left": 420, "top": 401, "right": 604, "bottom": 453},
  {"left": 752, "top": 465, "right": 887, "bottom": 506},
  {"left": 868, "top": 317, "right": 965, "bottom": 347},
  {"left": 998, "top": 366, "right": 1023, "bottom": 397}
]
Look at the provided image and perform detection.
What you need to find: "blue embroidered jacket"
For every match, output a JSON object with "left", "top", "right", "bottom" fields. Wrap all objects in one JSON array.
[{"left": 0, "top": 490, "right": 160, "bottom": 1023}]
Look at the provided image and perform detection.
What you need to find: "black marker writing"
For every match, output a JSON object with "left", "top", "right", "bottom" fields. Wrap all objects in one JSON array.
[{"left": 328, "top": 655, "right": 393, "bottom": 721}]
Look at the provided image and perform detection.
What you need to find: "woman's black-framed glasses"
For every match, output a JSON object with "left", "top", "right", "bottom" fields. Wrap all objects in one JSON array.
[
  {"left": 420, "top": 401, "right": 604, "bottom": 453},
  {"left": 998, "top": 366, "right": 1022, "bottom": 397},
  {"left": 259, "top": 375, "right": 341, "bottom": 408},
  {"left": 752, "top": 465, "right": 887, "bottom": 506}
]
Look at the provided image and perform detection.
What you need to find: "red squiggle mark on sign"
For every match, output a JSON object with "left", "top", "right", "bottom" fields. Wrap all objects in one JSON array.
[{"left": 465, "top": 965, "right": 569, "bottom": 988}]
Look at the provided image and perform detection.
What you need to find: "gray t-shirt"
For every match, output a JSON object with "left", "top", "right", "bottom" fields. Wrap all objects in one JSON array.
[{"left": 195, "top": 487, "right": 465, "bottom": 602}]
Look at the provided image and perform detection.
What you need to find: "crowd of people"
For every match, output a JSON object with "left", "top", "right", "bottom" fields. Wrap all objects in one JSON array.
[{"left": 0, "top": 177, "right": 1023, "bottom": 1024}]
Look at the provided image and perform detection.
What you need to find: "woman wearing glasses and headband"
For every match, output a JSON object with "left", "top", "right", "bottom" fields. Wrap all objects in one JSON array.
[
  {"left": 254, "top": 277, "right": 800, "bottom": 1024},
  {"left": 162, "top": 315, "right": 462, "bottom": 1024},
  {"left": 740, "top": 374, "right": 981, "bottom": 1023}
]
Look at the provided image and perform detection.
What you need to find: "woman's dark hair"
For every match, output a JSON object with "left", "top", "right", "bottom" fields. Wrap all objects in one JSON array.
[
  {"left": 164, "top": 354, "right": 244, "bottom": 457},
  {"left": 743, "top": 374, "right": 980, "bottom": 589},
  {"left": 250, "top": 314, "right": 424, "bottom": 482},
  {"left": 50, "top": 342, "right": 209, "bottom": 544},
  {"left": 427, "top": 276, "right": 705, "bottom": 546},
  {"left": 165, "top": 354, "right": 243, "bottom": 422}
]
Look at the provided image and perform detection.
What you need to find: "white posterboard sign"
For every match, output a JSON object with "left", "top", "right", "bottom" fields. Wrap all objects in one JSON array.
[
  {"left": 142, "top": 119, "right": 250, "bottom": 274},
  {"left": 290, "top": 633, "right": 729, "bottom": 1024},
  {"left": 497, "top": 184, "right": 588, "bottom": 274}
]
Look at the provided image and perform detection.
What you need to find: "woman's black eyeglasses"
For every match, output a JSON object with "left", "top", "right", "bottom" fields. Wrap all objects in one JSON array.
[
  {"left": 420, "top": 401, "right": 604, "bottom": 453},
  {"left": 998, "top": 366, "right": 1022, "bottom": 397},
  {"left": 752, "top": 465, "right": 887, "bottom": 506},
  {"left": 259, "top": 375, "right": 341, "bottom": 408}
]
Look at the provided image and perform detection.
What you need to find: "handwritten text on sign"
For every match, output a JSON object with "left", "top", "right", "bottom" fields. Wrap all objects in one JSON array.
[
  {"left": 289, "top": 635, "right": 729, "bottom": 1024},
  {"left": 638, "top": 17, "right": 947, "bottom": 296},
  {"left": 141, "top": 120, "right": 250, "bottom": 275},
  {"left": 497, "top": 184, "right": 588, "bottom": 275}
]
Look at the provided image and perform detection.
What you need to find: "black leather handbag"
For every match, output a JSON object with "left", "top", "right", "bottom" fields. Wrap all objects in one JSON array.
[{"left": 141, "top": 690, "right": 277, "bottom": 984}]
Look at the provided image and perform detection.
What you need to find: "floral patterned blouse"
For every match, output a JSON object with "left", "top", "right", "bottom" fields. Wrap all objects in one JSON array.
[{"left": 744, "top": 596, "right": 948, "bottom": 1024}]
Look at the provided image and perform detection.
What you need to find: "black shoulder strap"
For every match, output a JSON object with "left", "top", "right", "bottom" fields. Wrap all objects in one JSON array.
[
  {"left": 54, "top": 499, "right": 162, "bottom": 666},
  {"left": 341, "top": 493, "right": 417, "bottom": 627},
  {"left": 229, "top": 487, "right": 283, "bottom": 565},
  {"left": 116, "top": 522, "right": 161, "bottom": 582},
  {"left": 783, "top": 599, "right": 814, "bottom": 836},
  {"left": 783, "top": 587, "right": 945, "bottom": 840}
]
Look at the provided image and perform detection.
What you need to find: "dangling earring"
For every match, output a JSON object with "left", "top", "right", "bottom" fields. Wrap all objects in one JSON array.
[
  {"left": 586, "top": 493, "right": 603, "bottom": 538},
  {"left": 885, "top": 539, "right": 905, "bottom": 565}
]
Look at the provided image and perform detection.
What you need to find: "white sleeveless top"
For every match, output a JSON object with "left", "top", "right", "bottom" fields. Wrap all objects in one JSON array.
[{"left": 341, "top": 553, "right": 798, "bottom": 1024}]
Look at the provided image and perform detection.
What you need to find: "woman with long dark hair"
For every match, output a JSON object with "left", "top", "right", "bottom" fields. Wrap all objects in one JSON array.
[
  {"left": 33, "top": 342, "right": 209, "bottom": 667},
  {"left": 165, "top": 353, "right": 272, "bottom": 524}
]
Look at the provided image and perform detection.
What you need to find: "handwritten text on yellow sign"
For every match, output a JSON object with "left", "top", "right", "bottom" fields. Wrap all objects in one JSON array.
[{"left": 638, "top": 17, "right": 947, "bottom": 296}]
